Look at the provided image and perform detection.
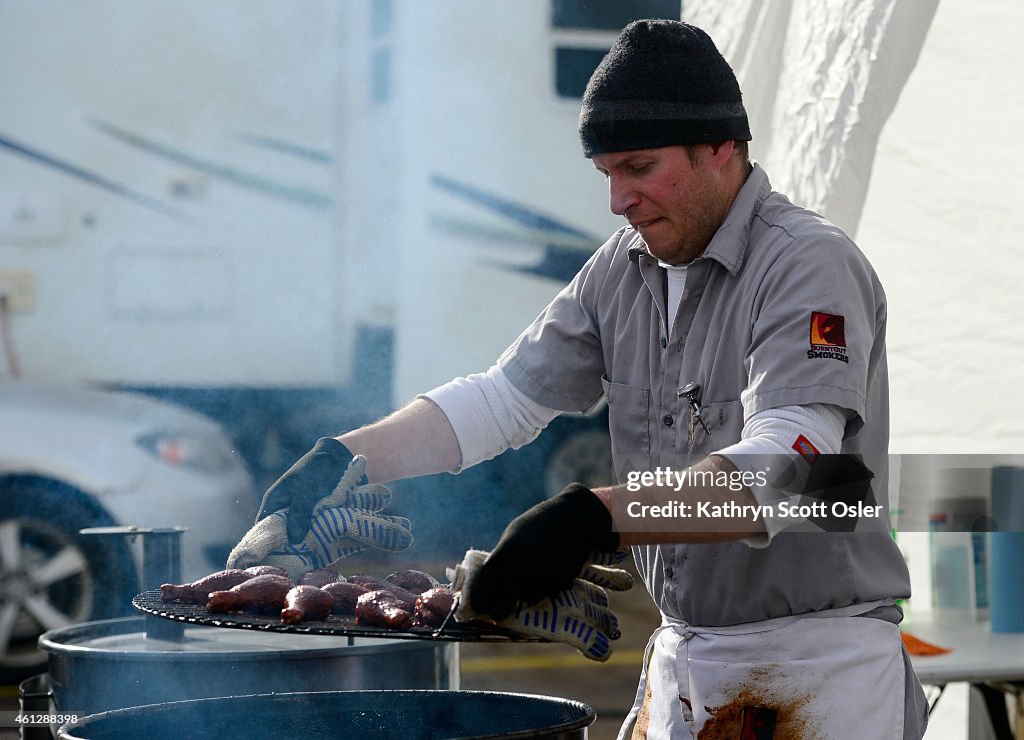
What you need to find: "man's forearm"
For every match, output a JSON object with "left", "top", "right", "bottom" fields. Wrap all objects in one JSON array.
[
  {"left": 338, "top": 397, "right": 462, "bottom": 483},
  {"left": 592, "top": 454, "right": 767, "bottom": 545}
]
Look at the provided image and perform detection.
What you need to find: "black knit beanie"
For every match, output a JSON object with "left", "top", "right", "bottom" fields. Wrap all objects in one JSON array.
[{"left": 578, "top": 19, "right": 751, "bottom": 158}]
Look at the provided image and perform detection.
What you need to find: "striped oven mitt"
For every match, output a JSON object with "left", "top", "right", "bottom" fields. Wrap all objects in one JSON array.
[
  {"left": 450, "top": 548, "right": 632, "bottom": 662},
  {"left": 227, "top": 456, "right": 413, "bottom": 580}
]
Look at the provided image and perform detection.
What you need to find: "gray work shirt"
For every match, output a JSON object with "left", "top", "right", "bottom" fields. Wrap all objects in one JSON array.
[{"left": 498, "top": 164, "right": 910, "bottom": 627}]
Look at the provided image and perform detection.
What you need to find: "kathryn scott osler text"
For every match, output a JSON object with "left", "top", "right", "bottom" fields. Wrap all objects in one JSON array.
[{"left": 625, "top": 499, "right": 884, "bottom": 521}]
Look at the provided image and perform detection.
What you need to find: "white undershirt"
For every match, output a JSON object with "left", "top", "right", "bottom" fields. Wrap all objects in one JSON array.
[{"left": 662, "top": 261, "right": 688, "bottom": 333}]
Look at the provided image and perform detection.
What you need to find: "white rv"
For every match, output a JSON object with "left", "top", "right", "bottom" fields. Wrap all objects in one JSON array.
[
  {"left": 0, "top": 0, "right": 681, "bottom": 485},
  {"left": 0, "top": 0, "right": 689, "bottom": 678}
]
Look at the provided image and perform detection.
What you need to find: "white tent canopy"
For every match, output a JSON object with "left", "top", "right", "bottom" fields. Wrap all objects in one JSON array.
[{"left": 691, "top": 0, "right": 1022, "bottom": 454}]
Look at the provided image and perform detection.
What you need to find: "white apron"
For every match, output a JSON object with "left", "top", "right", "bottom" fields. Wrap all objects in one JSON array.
[{"left": 617, "top": 600, "right": 906, "bottom": 739}]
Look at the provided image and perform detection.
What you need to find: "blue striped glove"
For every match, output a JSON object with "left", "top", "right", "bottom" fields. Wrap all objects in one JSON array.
[
  {"left": 452, "top": 549, "right": 629, "bottom": 662},
  {"left": 256, "top": 437, "right": 357, "bottom": 544},
  {"left": 228, "top": 456, "right": 413, "bottom": 579},
  {"left": 577, "top": 548, "right": 635, "bottom": 592}
]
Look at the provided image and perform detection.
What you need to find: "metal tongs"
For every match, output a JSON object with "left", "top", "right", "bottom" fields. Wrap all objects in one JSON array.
[
  {"left": 433, "top": 554, "right": 483, "bottom": 639},
  {"left": 433, "top": 560, "right": 470, "bottom": 638},
  {"left": 432, "top": 592, "right": 461, "bottom": 639}
]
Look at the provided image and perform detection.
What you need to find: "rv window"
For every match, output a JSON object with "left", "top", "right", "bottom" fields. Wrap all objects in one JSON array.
[
  {"left": 551, "top": 0, "right": 679, "bottom": 30},
  {"left": 554, "top": 47, "right": 609, "bottom": 98}
]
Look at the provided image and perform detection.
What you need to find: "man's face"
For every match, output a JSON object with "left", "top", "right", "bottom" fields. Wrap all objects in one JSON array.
[{"left": 592, "top": 145, "right": 728, "bottom": 265}]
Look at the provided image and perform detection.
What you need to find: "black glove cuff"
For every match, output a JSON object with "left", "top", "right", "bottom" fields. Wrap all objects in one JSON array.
[
  {"left": 312, "top": 436, "right": 355, "bottom": 465},
  {"left": 557, "top": 483, "right": 620, "bottom": 553},
  {"left": 256, "top": 437, "right": 356, "bottom": 526}
]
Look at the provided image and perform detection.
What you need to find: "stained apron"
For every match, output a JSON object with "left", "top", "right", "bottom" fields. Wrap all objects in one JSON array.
[{"left": 618, "top": 600, "right": 905, "bottom": 739}]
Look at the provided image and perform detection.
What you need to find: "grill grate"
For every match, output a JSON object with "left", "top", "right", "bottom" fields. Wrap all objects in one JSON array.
[{"left": 133, "top": 590, "right": 546, "bottom": 642}]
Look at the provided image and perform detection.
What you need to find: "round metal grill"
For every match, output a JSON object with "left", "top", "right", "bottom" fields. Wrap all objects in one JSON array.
[{"left": 133, "top": 590, "right": 546, "bottom": 642}]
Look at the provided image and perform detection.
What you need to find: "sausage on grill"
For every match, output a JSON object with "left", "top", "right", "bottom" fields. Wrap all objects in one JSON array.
[
  {"left": 281, "top": 585, "right": 334, "bottom": 624},
  {"left": 322, "top": 582, "right": 371, "bottom": 615},
  {"left": 355, "top": 590, "right": 413, "bottom": 630},
  {"left": 207, "top": 574, "right": 294, "bottom": 615},
  {"left": 299, "top": 568, "right": 343, "bottom": 588},
  {"left": 413, "top": 586, "right": 456, "bottom": 628},
  {"left": 347, "top": 575, "right": 391, "bottom": 591},
  {"left": 348, "top": 575, "right": 418, "bottom": 609},
  {"left": 160, "top": 569, "right": 253, "bottom": 604},
  {"left": 386, "top": 569, "right": 440, "bottom": 594}
]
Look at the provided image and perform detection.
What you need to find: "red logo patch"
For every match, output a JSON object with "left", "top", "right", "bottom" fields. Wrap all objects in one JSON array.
[
  {"left": 792, "top": 434, "right": 820, "bottom": 463},
  {"left": 809, "top": 312, "right": 846, "bottom": 348},
  {"left": 807, "top": 312, "right": 849, "bottom": 363}
]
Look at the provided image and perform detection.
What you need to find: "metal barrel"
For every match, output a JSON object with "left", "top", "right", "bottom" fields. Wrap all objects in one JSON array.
[{"left": 57, "top": 690, "right": 596, "bottom": 740}]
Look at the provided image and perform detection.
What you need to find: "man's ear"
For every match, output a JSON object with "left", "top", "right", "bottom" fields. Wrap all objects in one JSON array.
[{"left": 708, "top": 140, "right": 736, "bottom": 171}]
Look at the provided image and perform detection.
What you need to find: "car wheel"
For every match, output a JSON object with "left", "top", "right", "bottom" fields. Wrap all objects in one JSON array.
[{"left": 0, "top": 480, "right": 138, "bottom": 683}]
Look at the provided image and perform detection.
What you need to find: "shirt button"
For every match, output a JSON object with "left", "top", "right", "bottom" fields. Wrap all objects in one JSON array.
[
  {"left": 665, "top": 567, "right": 674, "bottom": 579},
  {"left": 663, "top": 415, "right": 674, "bottom": 427},
  {"left": 660, "top": 337, "right": 667, "bottom": 349}
]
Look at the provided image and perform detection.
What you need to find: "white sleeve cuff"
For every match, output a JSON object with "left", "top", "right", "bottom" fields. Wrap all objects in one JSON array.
[{"left": 421, "top": 365, "right": 561, "bottom": 472}]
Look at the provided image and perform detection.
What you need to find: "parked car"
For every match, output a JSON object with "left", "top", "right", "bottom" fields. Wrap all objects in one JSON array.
[{"left": 0, "top": 383, "right": 256, "bottom": 682}]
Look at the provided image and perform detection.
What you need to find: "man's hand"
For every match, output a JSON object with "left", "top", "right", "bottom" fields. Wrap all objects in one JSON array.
[
  {"left": 466, "top": 484, "right": 621, "bottom": 620},
  {"left": 230, "top": 455, "right": 413, "bottom": 579},
  {"left": 452, "top": 548, "right": 630, "bottom": 662},
  {"left": 256, "top": 437, "right": 357, "bottom": 544}
]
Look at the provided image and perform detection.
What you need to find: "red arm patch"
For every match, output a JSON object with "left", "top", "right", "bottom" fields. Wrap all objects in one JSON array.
[{"left": 792, "top": 434, "right": 820, "bottom": 463}]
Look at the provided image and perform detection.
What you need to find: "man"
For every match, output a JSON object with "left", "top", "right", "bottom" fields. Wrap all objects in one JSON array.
[{"left": 236, "top": 20, "right": 927, "bottom": 739}]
